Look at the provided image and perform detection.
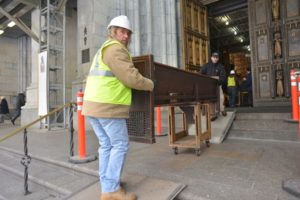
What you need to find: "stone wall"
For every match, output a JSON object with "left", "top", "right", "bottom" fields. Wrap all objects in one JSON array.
[{"left": 0, "top": 37, "right": 18, "bottom": 108}]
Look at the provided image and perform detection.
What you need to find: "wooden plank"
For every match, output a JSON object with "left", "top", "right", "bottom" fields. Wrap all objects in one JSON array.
[
  {"left": 153, "top": 62, "right": 218, "bottom": 105},
  {"left": 168, "top": 103, "right": 211, "bottom": 152},
  {"left": 168, "top": 107, "right": 176, "bottom": 144},
  {"left": 131, "top": 55, "right": 217, "bottom": 144},
  {"left": 174, "top": 130, "right": 188, "bottom": 140},
  {"left": 202, "top": 40, "right": 208, "bottom": 65}
]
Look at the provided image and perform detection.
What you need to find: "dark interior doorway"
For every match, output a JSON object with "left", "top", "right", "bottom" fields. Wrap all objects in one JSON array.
[{"left": 206, "top": 0, "right": 252, "bottom": 107}]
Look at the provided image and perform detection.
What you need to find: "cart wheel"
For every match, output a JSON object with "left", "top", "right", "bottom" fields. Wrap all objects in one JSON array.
[
  {"left": 195, "top": 149, "right": 201, "bottom": 156},
  {"left": 205, "top": 140, "right": 210, "bottom": 147},
  {"left": 173, "top": 147, "right": 178, "bottom": 155}
]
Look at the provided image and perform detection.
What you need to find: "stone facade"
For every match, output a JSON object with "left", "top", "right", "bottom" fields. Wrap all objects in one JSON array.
[
  {"left": 22, "top": 7, "right": 78, "bottom": 127},
  {"left": 17, "top": 0, "right": 182, "bottom": 126},
  {"left": 6, "top": 0, "right": 300, "bottom": 127},
  {"left": 248, "top": 0, "right": 300, "bottom": 106},
  {"left": 0, "top": 36, "right": 30, "bottom": 122},
  {"left": 73, "top": 0, "right": 181, "bottom": 100}
]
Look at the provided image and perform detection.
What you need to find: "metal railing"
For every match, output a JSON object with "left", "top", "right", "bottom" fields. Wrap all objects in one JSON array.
[{"left": 0, "top": 102, "right": 76, "bottom": 195}]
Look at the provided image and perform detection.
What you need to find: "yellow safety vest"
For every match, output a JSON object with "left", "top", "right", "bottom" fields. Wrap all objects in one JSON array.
[
  {"left": 227, "top": 76, "right": 236, "bottom": 87},
  {"left": 84, "top": 39, "right": 132, "bottom": 105}
]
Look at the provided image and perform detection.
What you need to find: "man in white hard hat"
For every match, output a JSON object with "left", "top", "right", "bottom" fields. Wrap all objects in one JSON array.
[
  {"left": 227, "top": 70, "right": 238, "bottom": 107},
  {"left": 82, "top": 15, "right": 154, "bottom": 200}
]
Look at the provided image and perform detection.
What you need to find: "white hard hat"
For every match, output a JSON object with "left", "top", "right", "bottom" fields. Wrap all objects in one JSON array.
[
  {"left": 107, "top": 15, "right": 132, "bottom": 32},
  {"left": 230, "top": 70, "right": 235, "bottom": 75}
]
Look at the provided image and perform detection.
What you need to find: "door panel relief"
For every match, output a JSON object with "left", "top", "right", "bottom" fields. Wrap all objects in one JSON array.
[
  {"left": 258, "top": 66, "right": 271, "bottom": 98},
  {"left": 255, "top": 0, "right": 267, "bottom": 24},
  {"left": 288, "top": 26, "right": 300, "bottom": 57},
  {"left": 181, "top": 0, "right": 208, "bottom": 71},
  {"left": 274, "top": 64, "right": 285, "bottom": 97},
  {"left": 286, "top": 0, "right": 300, "bottom": 18},
  {"left": 249, "top": 0, "right": 300, "bottom": 105},
  {"left": 257, "top": 30, "right": 269, "bottom": 61}
]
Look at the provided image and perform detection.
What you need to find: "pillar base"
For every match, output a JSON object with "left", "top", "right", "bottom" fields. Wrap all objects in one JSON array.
[
  {"left": 284, "top": 118, "right": 298, "bottom": 123},
  {"left": 155, "top": 133, "right": 168, "bottom": 137},
  {"left": 69, "top": 155, "right": 97, "bottom": 164},
  {"left": 282, "top": 178, "right": 300, "bottom": 198}
]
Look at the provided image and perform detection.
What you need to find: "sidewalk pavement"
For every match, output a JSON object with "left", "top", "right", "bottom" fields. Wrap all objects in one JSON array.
[{"left": 0, "top": 114, "right": 299, "bottom": 200}]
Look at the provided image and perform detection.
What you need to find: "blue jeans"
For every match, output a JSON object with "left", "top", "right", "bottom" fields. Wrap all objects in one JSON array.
[
  {"left": 12, "top": 108, "right": 21, "bottom": 122},
  {"left": 88, "top": 117, "right": 129, "bottom": 193},
  {"left": 228, "top": 86, "right": 237, "bottom": 107}
]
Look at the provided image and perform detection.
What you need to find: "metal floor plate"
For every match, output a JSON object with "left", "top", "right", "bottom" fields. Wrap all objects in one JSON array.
[{"left": 65, "top": 173, "right": 186, "bottom": 200}]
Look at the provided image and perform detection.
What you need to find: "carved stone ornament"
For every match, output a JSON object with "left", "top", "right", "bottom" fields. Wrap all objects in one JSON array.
[
  {"left": 276, "top": 70, "right": 284, "bottom": 96},
  {"left": 274, "top": 31, "right": 282, "bottom": 58},
  {"left": 272, "top": 0, "right": 280, "bottom": 20}
]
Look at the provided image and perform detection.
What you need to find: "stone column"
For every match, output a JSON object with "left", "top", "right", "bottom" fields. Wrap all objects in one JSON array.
[
  {"left": 133, "top": 0, "right": 141, "bottom": 56},
  {"left": 160, "top": 0, "right": 167, "bottom": 64},
  {"left": 18, "top": 36, "right": 31, "bottom": 93},
  {"left": 21, "top": 9, "right": 40, "bottom": 127}
]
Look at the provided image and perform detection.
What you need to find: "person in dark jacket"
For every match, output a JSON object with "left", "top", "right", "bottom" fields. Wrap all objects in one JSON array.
[
  {"left": 201, "top": 52, "right": 227, "bottom": 118},
  {"left": 0, "top": 96, "right": 10, "bottom": 123},
  {"left": 201, "top": 52, "right": 227, "bottom": 86},
  {"left": 239, "top": 68, "right": 253, "bottom": 106},
  {"left": 11, "top": 93, "right": 26, "bottom": 125}
]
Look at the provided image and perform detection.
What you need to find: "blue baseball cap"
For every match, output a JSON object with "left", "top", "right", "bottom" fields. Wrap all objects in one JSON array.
[{"left": 211, "top": 52, "right": 219, "bottom": 57}]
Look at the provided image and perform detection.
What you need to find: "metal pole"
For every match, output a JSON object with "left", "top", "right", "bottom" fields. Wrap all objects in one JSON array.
[
  {"left": 69, "top": 104, "right": 74, "bottom": 157},
  {"left": 21, "top": 128, "right": 31, "bottom": 195}
]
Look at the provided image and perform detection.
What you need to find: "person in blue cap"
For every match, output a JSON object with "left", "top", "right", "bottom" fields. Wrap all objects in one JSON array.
[
  {"left": 11, "top": 93, "right": 26, "bottom": 125},
  {"left": 201, "top": 51, "right": 227, "bottom": 119}
]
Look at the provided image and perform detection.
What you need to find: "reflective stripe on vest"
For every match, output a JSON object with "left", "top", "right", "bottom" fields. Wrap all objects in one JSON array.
[
  {"left": 89, "top": 69, "right": 115, "bottom": 77},
  {"left": 227, "top": 76, "right": 236, "bottom": 87},
  {"left": 84, "top": 39, "right": 132, "bottom": 105}
]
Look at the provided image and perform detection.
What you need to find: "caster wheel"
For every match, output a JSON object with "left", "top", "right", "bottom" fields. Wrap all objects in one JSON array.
[
  {"left": 195, "top": 149, "right": 201, "bottom": 156},
  {"left": 205, "top": 140, "right": 210, "bottom": 147},
  {"left": 222, "top": 111, "right": 227, "bottom": 116},
  {"left": 173, "top": 147, "right": 178, "bottom": 155}
]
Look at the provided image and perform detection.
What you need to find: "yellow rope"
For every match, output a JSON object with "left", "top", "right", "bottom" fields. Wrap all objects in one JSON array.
[{"left": 0, "top": 102, "right": 75, "bottom": 143}]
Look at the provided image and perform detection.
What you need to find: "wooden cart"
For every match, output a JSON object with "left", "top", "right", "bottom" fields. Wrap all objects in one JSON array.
[{"left": 168, "top": 102, "right": 211, "bottom": 156}]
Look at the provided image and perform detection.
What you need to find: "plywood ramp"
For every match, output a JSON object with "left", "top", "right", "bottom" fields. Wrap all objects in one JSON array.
[{"left": 65, "top": 173, "right": 185, "bottom": 200}]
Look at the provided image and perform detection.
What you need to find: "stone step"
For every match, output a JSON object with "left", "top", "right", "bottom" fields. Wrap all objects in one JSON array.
[
  {"left": 0, "top": 168, "right": 63, "bottom": 200},
  {"left": 0, "top": 146, "right": 186, "bottom": 200},
  {"left": 0, "top": 147, "right": 98, "bottom": 200},
  {"left": 228, "top": 111, "right": 298, "bottom": 142},
  {"left": 228, "top": 129, "right": 299, "bottom": 142},
  {"left": 234, "top": 112, "right": 292, "bottom": 120},
  {"left": 231, "top": 119, "right": 298, "bottom": 131}
]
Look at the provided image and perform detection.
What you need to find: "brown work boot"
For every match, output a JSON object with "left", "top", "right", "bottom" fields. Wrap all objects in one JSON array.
[{"left": 101, "top": 188, "right": 137, "bottom": 200}]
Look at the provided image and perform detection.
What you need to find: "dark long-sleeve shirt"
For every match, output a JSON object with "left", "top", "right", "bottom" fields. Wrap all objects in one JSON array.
[
  {"left": 201, "top": 61, "right": 226, "bottom": 86},
  {"left": 0, "top": 98, "right": 9, "bottom": 114}
]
